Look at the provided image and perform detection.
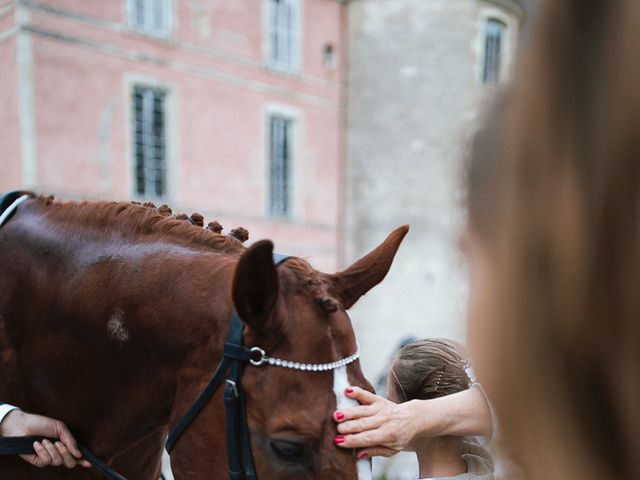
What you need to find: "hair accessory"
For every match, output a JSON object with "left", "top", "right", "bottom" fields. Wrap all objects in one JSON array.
[
  {"left": 464, "top": 361, "right": 478, "bottom": 386},
  {"left": 434, "top": 365, "right": 446, "bottom": 392}
]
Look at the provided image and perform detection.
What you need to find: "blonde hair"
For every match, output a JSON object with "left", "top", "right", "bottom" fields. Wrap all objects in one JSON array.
[
  {"left": 468, "top": 1, "right": 640, "bottom": 478},
  {"left": 389, "top": 339, "right": 470, "bottom": 402}
]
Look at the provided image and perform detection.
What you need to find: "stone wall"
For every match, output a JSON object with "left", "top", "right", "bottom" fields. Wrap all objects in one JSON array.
[
  {"left": 344, "top": 1, "right": 522, "bottom": 475},
  {"left": 343, "top": 0, "right": 523, "bottom": 479}
]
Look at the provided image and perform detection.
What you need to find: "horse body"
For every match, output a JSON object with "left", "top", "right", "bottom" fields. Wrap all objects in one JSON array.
[{"left": 0, "top": 196, "right": 408, "bottom": 479}]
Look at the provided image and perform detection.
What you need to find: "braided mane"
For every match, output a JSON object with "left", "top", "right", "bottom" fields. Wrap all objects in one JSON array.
[
  {"left": 34, "top": 196, "right": 246, "bottom": 255},
  {"left": 32, "top": 196, "right": 341, "bottom": 310}
]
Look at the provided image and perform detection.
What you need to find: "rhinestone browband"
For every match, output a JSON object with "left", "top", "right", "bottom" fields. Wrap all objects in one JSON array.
[{"left": 248, "top": 344, "right": 360, "bottom": 371}]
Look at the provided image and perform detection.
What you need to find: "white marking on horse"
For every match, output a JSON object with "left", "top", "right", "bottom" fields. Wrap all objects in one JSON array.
[
  {"left": 107, "top": 308, "right": 129, "bottom": 343},
  {"left": 333, "top": 365, "right": 372, "bottom": 480}
]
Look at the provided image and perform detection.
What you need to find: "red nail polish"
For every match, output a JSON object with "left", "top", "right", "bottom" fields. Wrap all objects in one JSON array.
[
  {"left": 358, "top": 452, "right": 368, "bottom": 460},
  {"left": 335, "top": 411, "right": 345, "bottom": 421},
  {"left": 334, "top": 435, "right": 345, "bottom": 444},
  {"left": 345, "top": 388, "right": 354, "bottom": 394}
]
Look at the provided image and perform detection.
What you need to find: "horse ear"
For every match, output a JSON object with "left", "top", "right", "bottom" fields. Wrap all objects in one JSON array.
[
  {"left": 232, "top": 240, "right": 278, "bottom": 328},
  {"left": 332, "top": 225, "right": 409, "bottom": 310}
]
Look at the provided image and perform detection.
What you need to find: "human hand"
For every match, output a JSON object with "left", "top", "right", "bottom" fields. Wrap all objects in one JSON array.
[
  {"left": 333, "top": 387, "right": 420, "bottom": 458},
  {"left": 0, "top": 410, "right": 91, "bottom": 468}
]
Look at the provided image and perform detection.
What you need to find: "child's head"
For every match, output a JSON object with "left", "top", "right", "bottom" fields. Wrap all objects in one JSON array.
[{"left": 387, "top": 338, "right": 470, "bottom": 404}]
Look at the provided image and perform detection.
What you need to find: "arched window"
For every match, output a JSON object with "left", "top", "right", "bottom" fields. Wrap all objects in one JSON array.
[{"left": 482, "top": 18, "right": 507, "bottom": 84}]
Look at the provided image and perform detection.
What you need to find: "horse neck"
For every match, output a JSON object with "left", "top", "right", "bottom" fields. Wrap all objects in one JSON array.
[
  {"left": 1, "top": 206, "right": 240, "bottom": 457},
  {"left": 83, "top": 242, "right": 238, "bottom": 426}
]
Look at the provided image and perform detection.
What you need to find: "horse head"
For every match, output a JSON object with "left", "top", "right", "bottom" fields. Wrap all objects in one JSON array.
[
  {"left": 224, "top": 225, "right": 409, "bottom": 479},
  {"left": 0, "top": 195, "right": 408, "bottom": 480}
]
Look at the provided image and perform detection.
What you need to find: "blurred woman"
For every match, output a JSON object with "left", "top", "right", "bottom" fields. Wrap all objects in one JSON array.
[
  {"left": 466, "top": 0, "right": 640, "bottom": 478},
  {"left": 337, "top": 1, "right": 640, "bottom": 478}
]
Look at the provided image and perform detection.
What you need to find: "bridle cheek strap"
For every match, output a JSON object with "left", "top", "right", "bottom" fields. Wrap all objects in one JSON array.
[
  {"left": 167, "top": 255, "right": 292, "bottom": 479},
  {"left": 166, "top": 312, "right": 260, "bottom": 480},
  {"left": 223, "top": 314, "right": 257, "bottom": 480}
]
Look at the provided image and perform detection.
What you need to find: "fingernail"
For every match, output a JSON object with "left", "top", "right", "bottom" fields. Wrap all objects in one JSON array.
[
  {"left": 345, "top": 388, "right": 354, "bottom": 394},
  {"left": 335, "top": 411, "right": 345, "bottom": 421},
  {"left": 334, "top": 435, "right": 345, "bottom": 444},
  {"left": 358, "top": 452, "right": 368, "bottom": 460}
]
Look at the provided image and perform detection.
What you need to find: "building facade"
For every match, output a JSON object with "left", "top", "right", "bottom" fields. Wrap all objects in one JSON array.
[{"left": 0, "top": 0, "right": 346, "bottom": 271}]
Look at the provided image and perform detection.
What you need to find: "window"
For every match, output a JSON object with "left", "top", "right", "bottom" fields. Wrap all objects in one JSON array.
[
  {"left": 266, "top": 0, "right": 300, "bottom": 72},
  {"left": 269, "top": 116, "right": 293, "bottom": 217},
  {"left": 482, "top": 19, "right": 506, "bottom": 84},
  {"left": 133, "top": 86, "right": 167, "bottom": 198},
  {"left": 129, "top": 0, "right": 173, "bottom": 37},
  {"left": 323, "top": 44, "right": 335, "bottom": 69}
]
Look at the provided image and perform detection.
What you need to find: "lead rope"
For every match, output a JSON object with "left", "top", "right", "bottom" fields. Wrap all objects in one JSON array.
[{"left": 0, "top": 436, "right": 127, "bottom": 480}]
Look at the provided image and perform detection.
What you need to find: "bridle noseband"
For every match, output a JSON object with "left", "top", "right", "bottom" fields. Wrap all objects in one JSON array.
[
  {"left": 166, "top": 254, "right": 361, "bottom": 480},
  {"left": 248, "top": 342, "right": 360, "bottom": 370}
]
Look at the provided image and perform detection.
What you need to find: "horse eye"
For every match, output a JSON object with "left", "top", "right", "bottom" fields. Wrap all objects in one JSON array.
[{"left": 269, "top": 439, "right": 310, "bottom": 464}]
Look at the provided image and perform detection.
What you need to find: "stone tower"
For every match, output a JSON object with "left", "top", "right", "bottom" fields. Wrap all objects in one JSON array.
[
  {"left": 344, "top": 1, "right": 524, "bottom": 477},
  {"left": 345, "top": 0, "right": 524, "bottom": 386}
]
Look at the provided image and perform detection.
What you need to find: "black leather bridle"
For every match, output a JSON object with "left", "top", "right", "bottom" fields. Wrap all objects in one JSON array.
[
  {"left": 167, "top": 312, "right": 264, "bottom": 479},
  {"left": 165, "top": 254, "right": 291, "bottom": 480}
]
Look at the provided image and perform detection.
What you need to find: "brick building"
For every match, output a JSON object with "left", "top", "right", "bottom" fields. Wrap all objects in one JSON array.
[{"left": 0, "top": 0, "right": 346, "bottom": 271}]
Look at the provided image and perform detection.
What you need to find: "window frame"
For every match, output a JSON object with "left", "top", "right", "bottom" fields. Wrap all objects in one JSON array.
[
  {"left": 125, "top": 76, "right": 177, "bottom": 203},
  {"left": 132, "top": 85, "right": 168, "bottom": 200},
  {"left": 268, "top": 114, "right": 293, "bottom": 218},
  {"left": 264, "top": 0, "right": 302, "bottom": 74},
  {"left": 126, "top": 0, "right": 174, "bottom": 39},
  {"left": 265, "top": 105, "right": 302, "bottom": 220},
  {"left": 482, "top": 17, "right": 507, "bottom": 84}
]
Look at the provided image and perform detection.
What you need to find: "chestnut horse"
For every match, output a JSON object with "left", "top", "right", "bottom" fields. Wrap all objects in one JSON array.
[{"left": 0, "top": 195, "right": 408, "bottom": 479}]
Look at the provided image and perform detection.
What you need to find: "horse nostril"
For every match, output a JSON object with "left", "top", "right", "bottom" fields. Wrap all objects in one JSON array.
[{"left": 269, "top": 439, "right": 311, "bottom": 465}]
